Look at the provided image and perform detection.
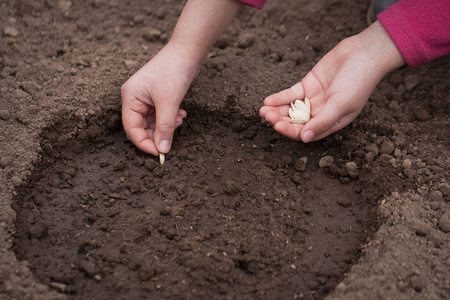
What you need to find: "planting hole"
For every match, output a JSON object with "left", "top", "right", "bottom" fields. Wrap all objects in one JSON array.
[{"left": 13, "top": 110, "right": 377, "bottom": 299}]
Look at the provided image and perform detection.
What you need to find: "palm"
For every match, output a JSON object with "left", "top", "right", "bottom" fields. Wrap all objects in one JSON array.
[{"left": 260, "top": 37, "right": 382, "bottom": 142}]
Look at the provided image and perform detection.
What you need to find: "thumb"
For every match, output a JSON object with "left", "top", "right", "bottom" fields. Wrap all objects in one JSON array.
[
  {"left": 154, "top": 101, "right": 179, "bottom": 154},
  {"left": 301, "top": 103, "right": 357, "bottom": 143}
]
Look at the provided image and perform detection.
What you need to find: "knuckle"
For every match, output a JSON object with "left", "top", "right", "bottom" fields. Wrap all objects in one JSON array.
[
  {"left": 120, "top": 81, "right": 131, "bottom": 97},
  {"left": 158, "top": 122, "right": 175, "bottom": 133},
  {"left": 120, "top": 82, "right": 127, "bottom": 93}
]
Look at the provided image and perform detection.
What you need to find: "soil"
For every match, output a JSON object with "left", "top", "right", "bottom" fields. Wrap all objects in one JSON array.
[{"left": 0, "top": 0, "right": 449, "bottom": 300}]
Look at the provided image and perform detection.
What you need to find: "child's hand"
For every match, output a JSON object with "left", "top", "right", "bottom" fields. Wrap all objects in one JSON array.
[
  {"left": 121, "top": 44, "right": 200, "bottom": 156},
  {"left": 259, "top": 21, "right": 405, "bottom": 143},
  {"left": 121, "top": 0, "right": 242, "bottom": 156}
]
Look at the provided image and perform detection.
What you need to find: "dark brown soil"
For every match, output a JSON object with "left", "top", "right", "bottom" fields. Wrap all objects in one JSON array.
[
  {"left": 1, "top": 0, "right": 449, "bottom": 300},
  {"left": 13, "top": 119, "right": 376, "bottom": 299}
]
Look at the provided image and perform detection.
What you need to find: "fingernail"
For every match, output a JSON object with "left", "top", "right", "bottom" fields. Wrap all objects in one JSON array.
[
  {"left": 303, "top": 130, "right": 315, "bottom": 143},
  {"left": 159, "top": 140, "right": 170, "bottom": 153}
]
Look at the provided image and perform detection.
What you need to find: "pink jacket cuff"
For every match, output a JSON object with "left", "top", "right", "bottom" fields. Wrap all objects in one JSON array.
[
  {"left": 378, "top": 0, "right": 450, "bottom": 67},
  {"left": 238, "top": 0, "right": 266, "bottom": 10}
]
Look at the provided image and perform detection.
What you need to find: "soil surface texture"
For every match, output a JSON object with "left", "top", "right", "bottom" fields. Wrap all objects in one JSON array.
[{"left": 1, "top": 0, "right": 449, "bottom": 300}]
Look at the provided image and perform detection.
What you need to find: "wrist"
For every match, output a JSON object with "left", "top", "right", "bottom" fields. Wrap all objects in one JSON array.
[
  {"left": 165, "top": 0, "right": 242, "bottom": 69},
  {"left": 355, "top": 21, "right": 405, "bottom": 77},
  {"left": 159, "top": 40, "right": 205, "bottom": 83},
  {"left": 165, "top": 37, "right": 210, "bottom": 68}
]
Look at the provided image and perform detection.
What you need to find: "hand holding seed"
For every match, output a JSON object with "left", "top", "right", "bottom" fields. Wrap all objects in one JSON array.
[
  {"left": 121, "top": 44, "right": 192, "bottom": 157},
  {"left": 259, "top": 27, "right": 396, "bottom": 144}
]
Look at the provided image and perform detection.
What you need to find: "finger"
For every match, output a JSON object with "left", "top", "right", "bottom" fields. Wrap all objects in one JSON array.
[
  {"left": 154, "top": 102, "right": 181, "bottom": 154},
  {"left": 302, "top": 112, "right": 359, "bottom": 142},
  {"left": 264, "top": 111, "right": 303, "bottom": 141},
  {"left": 177, "top": 108, "right": 187, "bottom": 119},
  {"left": 175, "top": 109, "right": 187, "bottom": 128},
  {"left": 144, "top": 127, "right": 155, "bottom": 140},
  {"left": 300, "top": 100, "right": 355, "bottom": 143},
  {"left": 259, "top": 104, "right": 290, "bottom": 118},
  {"left": 122, "top": 102, "right": 159, "bottom": 156},
  {"left": 126, "top": 126, "right": 159, "bottom": 155},
  {"left": 263, "top": 82, "right": 305, "bottom": 106}
]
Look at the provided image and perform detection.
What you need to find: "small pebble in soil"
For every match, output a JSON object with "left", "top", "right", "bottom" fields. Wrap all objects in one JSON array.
[
  {"left": 318, "top": 156, "right": 333, "bottom": 168},
  {"left": 0, "top": 109, "right": 12, "bottom": 120},
  {"left": 438, "top": 212, "right": 450, "bottom": 232},
  {"left": 124, "top": 60, "right": 138, "bottom": 70},
  {"left": 295, "top": 157, "right": 308, "bottom": 171},
  {"left": 11, "top": 176, "right": 22, "bottom": 187},
  {"left": 364, "top": 152, "right": 374, "bottom": 162},
  {"left": 4, "top": 26, "right": 19, "bottom": 37},
  {"left": 365, "top": 144, "right": 379, "bottom": 156},
  {"left": 223, "top": 180, "right": 240, "bottom": 195},
  {"left": 143, "top": 29, "right": 162, "bottom": 42},
  {"left": 438, "top": 183, "right": 450, "bottom": 198},
  {"left": 344, "top": 162, "right": 358, "bottom": 179},
  {"left": 380, "top": 141, "right": 395, "bottom": 155},
  {"left": 402, "top": 159, "right": 412, "bottom": 169},
  {"left": 429, "top": 190, "right": 443, "bottom": 202},
  {"left": 237, "top": 33, "right": 255, "bottom": 49},
  {"left": 410, "top": 219, "right": 431, "bottom": 236}
]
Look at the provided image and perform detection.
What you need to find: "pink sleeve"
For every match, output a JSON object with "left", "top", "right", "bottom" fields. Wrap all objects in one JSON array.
[
  {"left": 378, "top": 0, "right": 450, "bottom": 67},
  {"left": 237, "top": 0, "right": 266, "bottom": 10}
]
